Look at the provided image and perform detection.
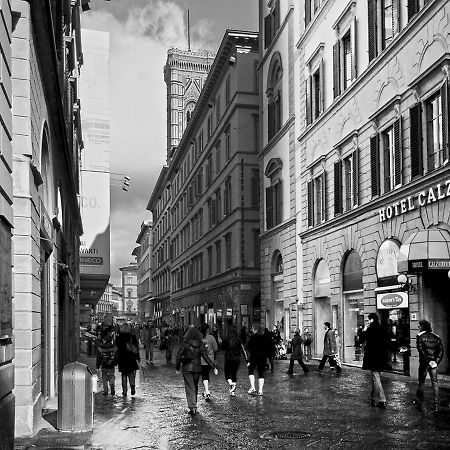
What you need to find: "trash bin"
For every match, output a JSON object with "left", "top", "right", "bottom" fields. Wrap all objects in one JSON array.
[{"left": 57, "top": 361, "right": 95, "bottom": 432}]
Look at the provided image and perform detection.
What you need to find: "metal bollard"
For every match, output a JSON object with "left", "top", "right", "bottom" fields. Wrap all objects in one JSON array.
[{"left": 57, "top": 361, "right": 94, "bottom": 432}]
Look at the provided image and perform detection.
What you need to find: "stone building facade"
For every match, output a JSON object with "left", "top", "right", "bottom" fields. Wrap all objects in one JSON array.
[
  {"left": 259, "top": 0, "right": 301, "bottom": 340},
  {"left": 150, "top": 30, "right": 260, "bottom": 336},
  {"left": 11, "top": 0, "right": 84, "bottom": 437},
  {"left": 298, "top": 0, "right": 450, "bottom": 378}
]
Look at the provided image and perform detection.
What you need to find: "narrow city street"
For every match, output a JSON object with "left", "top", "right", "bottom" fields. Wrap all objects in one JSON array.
[{"left": 14, "top": 345, "right": 450, "bottom": 450}]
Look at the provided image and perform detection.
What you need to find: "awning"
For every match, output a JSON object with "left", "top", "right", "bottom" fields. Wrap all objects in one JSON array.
[{"left": 397, "top": 229, "right": 450, "bottom": 272}]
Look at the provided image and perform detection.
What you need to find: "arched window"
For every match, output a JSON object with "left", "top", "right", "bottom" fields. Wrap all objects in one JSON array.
[
  {"left": 343, "top": 250, "right": 363, "bottom": 292},
  {"left": 267, "top": 53, "right": 283, "bottom": 140},
  {"left": 265, "top": 158, "right": 283, "bottom": 229}
]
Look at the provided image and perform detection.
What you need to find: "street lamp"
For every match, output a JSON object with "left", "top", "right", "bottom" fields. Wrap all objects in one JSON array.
[{"left": 397, "top": 273, "right": 413, "bottom": 293}]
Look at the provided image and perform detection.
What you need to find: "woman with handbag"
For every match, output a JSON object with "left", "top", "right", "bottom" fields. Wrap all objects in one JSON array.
[
  {"left": 116, "top": 323, "right": 140, "bottom": 396},
  {"left": 175, "top": 326, "right": 218, "bottom": 415}
]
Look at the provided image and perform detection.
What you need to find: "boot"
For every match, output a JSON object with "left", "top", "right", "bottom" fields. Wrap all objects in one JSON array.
[
  {"left": 286, "top": 360, "right": 294, "bottom": 374},
  {"left": 258, "top": 378, "right": 264, "bottom": 396}
]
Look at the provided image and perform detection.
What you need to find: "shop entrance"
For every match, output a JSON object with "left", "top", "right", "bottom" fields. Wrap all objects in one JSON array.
[
  {"left": 315, "top": 297, "right": 330, "bottom": 357},
  {"left": 380, "top": 308, "right": 410, "bottom": 375},
  {"left": 425, "top": 271, "right": 450, "bottom": 373}
]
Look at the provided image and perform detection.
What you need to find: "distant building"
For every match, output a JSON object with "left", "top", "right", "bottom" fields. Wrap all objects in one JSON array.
[
  {"left": 97, "top": 283, "right": 113, "bottom": 324},
  {"left": 135, "top": 221, "right": 153, "bottom": 323},
  {"left": 78, "top": 28, "right": 111, "bottom": 325},
  {"left": 149, "top": 30, "right": 260, "bottom": 336},
  {"left": 119, "top": 263, "right": 138, "bottom": 321},
  {"left": 111, "top": 285, "right": 123, "bottom": 314}
]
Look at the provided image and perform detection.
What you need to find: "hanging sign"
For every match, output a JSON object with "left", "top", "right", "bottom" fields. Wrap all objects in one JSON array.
[{"left": 376, "top": 291, "right": 408, "bottom": 309}]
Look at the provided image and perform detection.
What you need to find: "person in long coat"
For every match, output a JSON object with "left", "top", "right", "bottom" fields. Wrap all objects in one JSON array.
[
  {"left": 317, "top": 322, "right": 341, "bottom": 373},
  {"left": 287, "top": 329, "right": 309, "bottom": 374},
  {"left": 221, "top": 327, "right": 248, "bottom": 395},
  {"left": 176, "top": 326, "right": 218, "bottom": 415},
  {"left": 360, "top": 313, "right": 389, "bottom": 408},
  {"left": 116, "top": 323, "right": 140, "bottom": 396},
  {"left": 247, "top": 325, "right": 272, "bottom": 396}
]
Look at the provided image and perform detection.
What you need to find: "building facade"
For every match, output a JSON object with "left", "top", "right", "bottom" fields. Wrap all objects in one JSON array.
[
  {"left": 135, "top": 220, "right": 153, "bottom": 323},
  {"left": 78, "top": 29, "right": 111, "bottom": 325},
  {"left": 12, "top": 0, "right": 84, "bottom": 437},
  {"left": 119, "top": 263, "right": 138, "bottom": 322},
  {"left": 96, "top": 282, "right": 113, "bottom": 324},
  {"left": 259, "top": 0, "right": 301, "bottom": 340},
  {"left": 164, "top": 47, "right": 215, "bottom": 160},
  {"left": 298, "top": 0, "right": 450, "bottom": 378},
  {"left": 150, "top": 30, "right": 260, "bottom": 337},
  {"left": 111, "top": 285, "right": 123, "bottom": 315}
]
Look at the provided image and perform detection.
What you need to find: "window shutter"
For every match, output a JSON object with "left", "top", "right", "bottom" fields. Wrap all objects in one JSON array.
[
  {"left": 264, "top": 14, "right": 272, "bottom": 49},
  {"left": 305, "top": 0, "right": 311, "bottom": 26},
  {"left": 410, "top": 103, "right": 423, "bottom": 178},
  {"left": 321, "top": 171, "right": 327, "bottom": 222},
  {"left": 275, "top": 0, "right": 280, "bottom": 31},
  {"left": 333, "top": 42, "right": 340, "bottom": 99},
  {"left": 394, "top": 117, "right": 402, "bottom": 186},
  {"left": 352, "top": 149, "right": 359, "bottom": 207},
  {"left": 441, "top": 81, "right": 449, "bottom": 164},
  {"left": 383, "top": 134, "right": 390, "bottom": 192},
  {"left": 306, "top": 76, "right": 312, "bottom": 125},
  {"left": 368, "top": 0, "right": 377, "bottom": 62},
  {"left": 307, "top": 180, "right": 314, "bottom": 227},
  {"left": 268, "top": 102, "right": 274, "bottom": 140},
  {"left": 276, "top": 180, "right": 282, "bottom": 226},
  {"left": 370, "top": 135, "right": 380, "bottom": 197},
  {"left": 407, "top": 0, "right": 418, "bottom": 22},
  {"left": 334, "top": 160, "right": 343, "bottom": 215},
  {"left": 319, "top": 60, "right": 324, "bottom": 114},
  {"left": 266, "top": 186, "right": 273, "bottom": 229},
  {"left": 351, "top": 17, "right": 357, "bottom": 80}
]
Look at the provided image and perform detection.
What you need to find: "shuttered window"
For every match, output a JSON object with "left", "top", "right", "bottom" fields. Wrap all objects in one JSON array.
[
  {"left": 266, "top": 186, "right": 273, "bottom": 229},
  {"left": 410, "top": 103, "right": 423, "bottom": 177},
  {"left": 407, "top": 0, "right": 419, "bottom": 22},
  {"left": 394, "top": 118, "right": 402, "bottom": 186},
  {"left": 370, "top": 135, "right": 380, "bottom": 197},
  {"left": 307, "top": 180, "right": 314, "bottom": 227},
  {"left": 368, "top": 0, "right": 377, "bottom": 62},
  {"left": 307, "top": 173, "right": 326, "bottom": 227},
  {"left": 305, "top": 0, "right": 311, "bottom": 26},
  {"left": 265, "top": 181, "right": 282, "bottom": 230},
  {"left": 334, "top": 160, "right": 343, "bottom": 216}
]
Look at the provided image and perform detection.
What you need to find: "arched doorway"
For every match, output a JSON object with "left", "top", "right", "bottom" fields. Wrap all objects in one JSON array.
[
  {"left": 313, "top": 259, "right": 331, "bottom": 357},
  {"left": 271, "top": 252, "right": 285, "bottom": 338},
  {"left": 342, "top": 250, "right": 364, "bottom": 364}
]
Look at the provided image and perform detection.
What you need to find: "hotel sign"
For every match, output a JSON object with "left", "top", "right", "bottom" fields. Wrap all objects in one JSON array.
[
  {"left": 406, "top": 259, "right": 450, "bottom": 271},
  {"left": 378, "top": 180, "right": 450, "bottom": 222}
]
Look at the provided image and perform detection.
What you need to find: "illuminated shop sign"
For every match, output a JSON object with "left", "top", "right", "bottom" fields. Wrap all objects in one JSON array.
[
  {"left": 378, "top": 180, "right": 450, "bottom": 222},
  {"left": 376, "top": 291, "right": 408, "bottom": 309}
]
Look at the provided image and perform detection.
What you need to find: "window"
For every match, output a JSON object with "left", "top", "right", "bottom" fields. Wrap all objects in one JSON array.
[
  {"left": 305, "top": 0, "right": 323, "bottom": 26},
  {"left": 215, "top": 189, "right": 222, "bottom": 223},
  {"left": 410, "top": 82, "right": 449, "bottom": 178},
  {"left": 216, "top": 144, "right": 221, "bottom": 174},
  {"left": 368, "top": 0, "right": 400, "bottom": 62},
  {"left": 264, "top": 0, "right": 280, "bottom": 49},
  {"left": 265, "top": 158, "right": 283, "bottom": 229},
  {"left": 215, "top": 240, "right": 221, "bottom": 274},
  {"left": 225, "top": 234, "right": 231, "bottom": 270},
  {"left": 306, "top": 61, "right": 324, "bottom": 125},
  {"left": 307, "top": 172, "right": 326, "bottom": 227},
  {"left": 334, "top": 150, "right": 359, "bottom": 215},
  {"left": 250, "top": 169, "right": 259, "bottom": 208},
  {"left": 207, "top": 114, "right": 212, "bottom": 140},
  {"left": 225, "top": 76, "right": 231, "bottom": 106},
  {"left": 206, "top": 154, "right": 212, "bottom": 187},
  {"left": 207, "top": 247, "right": 213, "bottom": 277},
  {"left": 225, "top": 128, "right": 231, "bottom": 161},
  {"left": 224, "top": 177, "right": 232, "bottom": 215},
  {"left": 267, "top": 54, "right": 283, "bottom": 140}
]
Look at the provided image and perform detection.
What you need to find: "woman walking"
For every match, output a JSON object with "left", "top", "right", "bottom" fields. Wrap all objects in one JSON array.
[
  {"left": 116, "top": 323, "right": 140, "bottom": 396},
  {"left": 222, "top": 327, "right": 248, "bottom": 396},
  {"left": 200, "top": 323, "right": 218, "bottom": 401},
  {"left": 176, "top": 326, "right": 218, "bottom": 415},
  {"left": 287, "top": 329, "right": 309, "bottom": 374},
  {"left": 247, "top": 325, "right": 272, "bottom": 396}
]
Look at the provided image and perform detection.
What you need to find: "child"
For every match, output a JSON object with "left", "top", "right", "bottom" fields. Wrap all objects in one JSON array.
[{"left": 96, "top": 328, "right": 118, "bottom": 396}]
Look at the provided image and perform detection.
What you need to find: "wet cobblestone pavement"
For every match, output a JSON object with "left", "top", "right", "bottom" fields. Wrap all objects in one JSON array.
[{"left": 14, "top": 345, "right": 450, "bottom": 449}]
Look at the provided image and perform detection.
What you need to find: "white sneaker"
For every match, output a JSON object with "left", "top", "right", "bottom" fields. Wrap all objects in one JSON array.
[
  {"left": 247, "top": 388, "right": 256, "bottom": 395},
  {"left": 230, "top": 383, "right": 236, "bottom": 394},
  {"left": 258, "top": 391, "right": 263, "bottom": 396}
]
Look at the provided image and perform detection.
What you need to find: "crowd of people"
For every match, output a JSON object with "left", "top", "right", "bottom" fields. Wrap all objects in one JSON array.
[{"left": 90, "top": 315, "right": 444, "bottom": 415}]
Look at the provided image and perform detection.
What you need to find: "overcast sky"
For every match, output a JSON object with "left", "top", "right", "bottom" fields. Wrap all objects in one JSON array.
[{"left": 80, "top": 0, "right": 258, "bottom": 286}]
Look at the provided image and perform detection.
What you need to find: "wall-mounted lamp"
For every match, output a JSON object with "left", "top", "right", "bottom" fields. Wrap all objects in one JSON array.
[
  {"left": 229, "top": 55, "right": 236, "bottom": 66},
  {"left": 397, "top": 273, "right": 414, "bottom": 293}
]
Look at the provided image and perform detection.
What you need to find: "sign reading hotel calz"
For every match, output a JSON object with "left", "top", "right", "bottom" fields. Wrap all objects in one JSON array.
[
  {"left": 407, "top": 259, "right": 450, "bottom": 271},
  {"left": 378, "top": 180, "right": 450, "bottom": 222}
]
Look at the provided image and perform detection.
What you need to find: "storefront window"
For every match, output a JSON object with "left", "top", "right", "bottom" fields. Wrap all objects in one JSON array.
[
  {"left": 314, "top": 259, "right": 331, "bottom": 356},
  {"left": 343, "top": 251, "right": 364, "bottom": 365}
]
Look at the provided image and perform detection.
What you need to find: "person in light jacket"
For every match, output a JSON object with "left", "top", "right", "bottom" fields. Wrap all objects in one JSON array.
[
  {"left": 176, "top": 326, "right": 218, "bottom": 415},
  {"left": 200, "top": 323, "right": 218, "bottom": 401},
  {"left": 413, "top": 319, "right": 444, "bottom": 412},
  {"left": 287, "top": 329, "right": 309, "bottom": 375},
  {"left": 317, "top": 322, "right": 341, "bottom": 373}
]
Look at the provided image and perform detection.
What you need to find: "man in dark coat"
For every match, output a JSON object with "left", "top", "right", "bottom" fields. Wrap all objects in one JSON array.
[
  {"left": 360, "top": 313, "right": 389, "bottom": 408},
  {"left": 317, "top": 322, "right": 341, "bottom": 373},
  {"left": 247, "top": 325, "right": 272, "bottom": 395},
  {"left": 413, "top": 319, "right": 444, "bottom": 412},
  {"left": 287, "top": 329, "right": 309, "bottom": 375}
]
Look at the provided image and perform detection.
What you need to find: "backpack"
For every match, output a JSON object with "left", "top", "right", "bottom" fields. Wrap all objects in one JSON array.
[{"left": 181, "top": 343, "right": 195, "bottom": 363}]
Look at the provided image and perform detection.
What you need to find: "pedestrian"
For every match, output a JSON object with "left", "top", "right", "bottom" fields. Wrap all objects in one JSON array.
[
  {"left": 302, "top": 327, "right": 313, "bottom": 361},
  {"left": 413, "top": 319, "right": 444, "bottom": 412},
  {"left": 264, "top": 328, "right": 275, "bottom": 371},
  {"left": 211, "top": 324, "right": 222, "bottom": 349},
  {"left": 175, "top": 326, "right": 218, "bottom": 415},
  {"left": 96, "top": 327, "right": 118, "bottom": 396},
  {"left": 222, "top": 326, "right": 248, "bottom": 396},
  {"left": 317, "top": 322, "right": 341, "bottom": 373},
  {"left": 247, "top": 325, "right": 272, "bottom": 396},
  {"left": 142, "top": 320, "right": 157, "bottom": 364},
  {"left": 360, "top": 313, "right": 389, "bottom": 409},
  {"left": 240, "top": 325, "right": 248, "bottom": 346},
  {"left": 164, "top": 325, "right": 175, "bottom": 364},
  {"left": 200, "top": 323, "right": 218, "bottom": 401},
  {"left": 116, "top": 323, "right": 140, "bottom": 396},
  {"left": 287, "top": 329, "right": 309, "bottom": 375}
]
